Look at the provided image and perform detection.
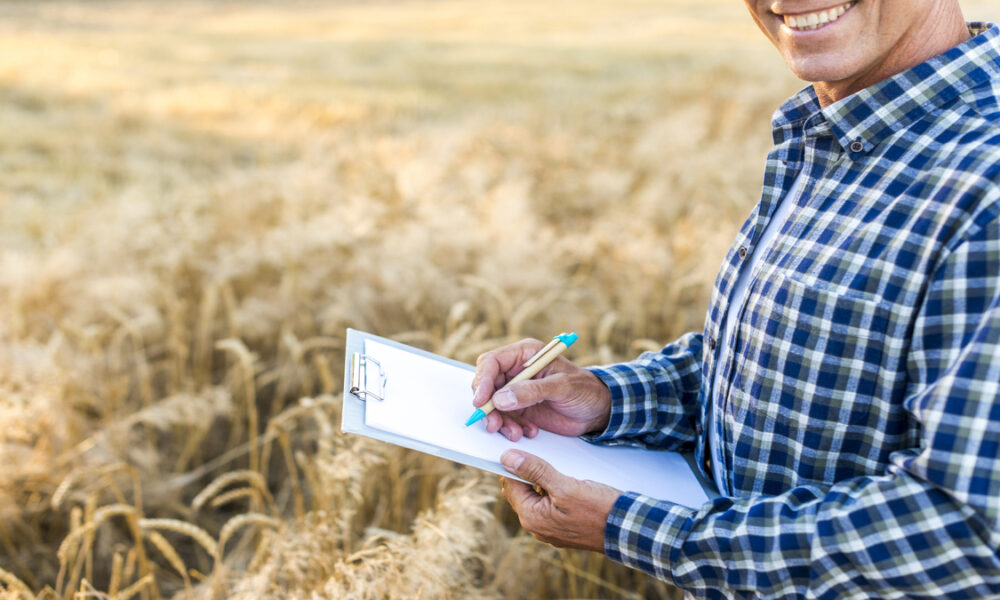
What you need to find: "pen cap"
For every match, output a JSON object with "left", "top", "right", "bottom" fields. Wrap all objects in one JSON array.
[{"left": 555, "top": 332, "right": 578, "bottom": 347}]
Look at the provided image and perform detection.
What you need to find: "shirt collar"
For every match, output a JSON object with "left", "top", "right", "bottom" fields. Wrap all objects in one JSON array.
[{"left": 772, "top": 22, "right": 1000, "bottom": 155}]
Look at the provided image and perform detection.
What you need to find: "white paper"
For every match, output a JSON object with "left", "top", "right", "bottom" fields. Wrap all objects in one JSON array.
[{"left": 362, "top": 339, "right": 710, "bottom": 508}]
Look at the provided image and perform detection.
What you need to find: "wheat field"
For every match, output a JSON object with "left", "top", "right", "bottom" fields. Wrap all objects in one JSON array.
[{"left": 3, "top": 1, "right": 999, "bottom": 598}]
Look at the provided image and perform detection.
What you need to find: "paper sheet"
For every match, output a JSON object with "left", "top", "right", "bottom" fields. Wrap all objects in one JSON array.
[{"left": 362, "top": 339, "right": 709, "bottom": 508}]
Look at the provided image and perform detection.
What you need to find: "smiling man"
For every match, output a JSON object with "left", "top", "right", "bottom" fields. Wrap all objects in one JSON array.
[
  {"left": 472, "top": 1, "right": 1000, "bottom": 598},
  {"left": 752, "top": 0, "right": 971, "bottom": 104}
]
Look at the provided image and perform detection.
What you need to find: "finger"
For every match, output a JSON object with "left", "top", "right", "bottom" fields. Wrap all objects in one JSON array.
[
  {"left": 499, "top": 413, "right": 527, "bottom": 442},
  {"left": 472, "top": 340, "right": 545, "bottom": 407},
  {"left": 471, "top": 359, "right": 498, "bottom": 407},
  {"left": 500, "top": 450, "right": 568, "bottom": 496},
  {"left": 485, "top": 407, "right": 527, "bottom": 435},
  {"left": 474, "top": 372, "right": 508, "bottom": 411},
  {"left": 500, "top": 476, "right": 543, "bottom": 516},
  {"left": 484, "top": 409, "right": 504, "bottom": 433},
  {"left": 505, "top": 412, "right": 537, "bottom": 441},
  {"left": 490, "top": 370, "right": 570, "bottom": 413}
]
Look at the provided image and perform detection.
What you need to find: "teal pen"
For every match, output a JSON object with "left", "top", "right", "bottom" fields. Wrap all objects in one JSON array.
[{"left": 465, "top": 332, "right": 578, "bottom": 426}]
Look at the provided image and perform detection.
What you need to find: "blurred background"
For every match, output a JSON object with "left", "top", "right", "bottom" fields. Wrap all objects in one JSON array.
[{"left": 2, "top": 1, "right": 998, "bottom": 598}]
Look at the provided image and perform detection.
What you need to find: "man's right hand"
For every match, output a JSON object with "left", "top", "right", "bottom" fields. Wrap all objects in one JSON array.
[{"left": 471, "top": 338, "right": 612, "bottom": 441}]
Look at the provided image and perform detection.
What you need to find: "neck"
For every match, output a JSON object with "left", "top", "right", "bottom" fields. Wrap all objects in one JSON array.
[{"left": 813, "top": 6, "right": 970, "bottom": 107}]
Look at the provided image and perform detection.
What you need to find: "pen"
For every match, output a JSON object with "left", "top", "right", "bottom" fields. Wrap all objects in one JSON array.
[{"left": 465, "top": 332, "right": 578, "bottom": 426}]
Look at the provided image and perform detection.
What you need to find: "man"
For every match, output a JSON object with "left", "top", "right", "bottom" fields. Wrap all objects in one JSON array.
[{"left": 472, "top": 1, "right": 1000, "bottom": 598}]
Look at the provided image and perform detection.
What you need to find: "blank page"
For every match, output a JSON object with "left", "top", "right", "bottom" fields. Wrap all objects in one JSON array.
[{"left": 362, "top": 339, "right": 709, "bottom": 508}]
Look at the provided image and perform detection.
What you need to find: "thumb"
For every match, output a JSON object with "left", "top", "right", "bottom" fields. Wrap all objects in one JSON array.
[
  {"left": 501, "top": 450, "right": 567, "bottom": 494},
  {"left": 491, "top": 377, "right": 556, "bottom": 412}
]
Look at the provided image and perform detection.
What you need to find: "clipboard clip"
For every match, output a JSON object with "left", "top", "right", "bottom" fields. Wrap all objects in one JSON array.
[{"left": 350, "top": 352, "right": 387, "bottom": 402}]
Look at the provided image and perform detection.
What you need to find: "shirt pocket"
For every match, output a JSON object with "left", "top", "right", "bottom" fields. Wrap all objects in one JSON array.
[{"left": 729, "top": 269, "right": 892, "bottom": 435}]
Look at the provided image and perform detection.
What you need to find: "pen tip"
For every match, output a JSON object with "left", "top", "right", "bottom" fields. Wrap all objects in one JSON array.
[{"left": 465, "top": 409, "right": 485, "bottom": 427}]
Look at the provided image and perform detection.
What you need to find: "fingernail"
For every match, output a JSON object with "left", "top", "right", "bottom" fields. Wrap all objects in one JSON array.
[
  {"left": 493, "top": 389, "right": 516, "bottom": 410},
  {"left": 500, "top": 426, "right": 511, "bottom": 439},
  {"left": 501, "top": 450, "right": 524, "bottom": 470}
]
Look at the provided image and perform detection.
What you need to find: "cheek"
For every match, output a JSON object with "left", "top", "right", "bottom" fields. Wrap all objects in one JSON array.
[{"left": 743, "top": 1, "right": 776, "bottom": 42}]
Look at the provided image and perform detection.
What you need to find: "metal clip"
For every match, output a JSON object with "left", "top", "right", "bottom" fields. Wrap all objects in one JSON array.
[{"left": 350, "top": 352, "right": 387, "bottom": 402}]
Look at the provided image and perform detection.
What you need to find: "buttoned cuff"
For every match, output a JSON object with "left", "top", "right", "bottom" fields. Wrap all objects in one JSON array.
[
  {"left": 604, "top": 491, "right": 695, "bottom": 585},
  {"left": 583, "top": 364, "right": 662, "bottom": 443}
]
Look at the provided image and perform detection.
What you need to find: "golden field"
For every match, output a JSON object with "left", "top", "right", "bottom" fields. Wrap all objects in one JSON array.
[{"left": 2, "top": 1, "right": 999, "bottom": 598}]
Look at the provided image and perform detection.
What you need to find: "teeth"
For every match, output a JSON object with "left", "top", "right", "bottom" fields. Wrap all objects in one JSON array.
[{"left": 783, "top": 1, "right": 855, "bottom": 31}]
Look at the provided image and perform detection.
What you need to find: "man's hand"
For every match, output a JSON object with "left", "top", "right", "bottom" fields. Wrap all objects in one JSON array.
[
  {"left": 499, "top": 450, "right": 621, "bottom": 552},
  {"left": 472, "top": 338, "right": 612, "bottom": 441}
]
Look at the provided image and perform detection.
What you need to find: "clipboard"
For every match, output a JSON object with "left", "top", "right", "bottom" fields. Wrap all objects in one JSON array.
[
  {"left": 341, "top": 328, "right": 717, "bottom": 506},
  {"left": 342, "top": 328, "right": 523, "bottom": 480}
]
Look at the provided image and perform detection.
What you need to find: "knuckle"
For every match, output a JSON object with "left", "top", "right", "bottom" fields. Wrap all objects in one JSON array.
[
  {"left": 550, "top": 372, "right": 576, "bottom": 395},
  {"left": 519, "top": 338, "right": 544, "bottom": 353},
  {"left": 521, "top": 379, "right": 544, "bottom": 396},
  {"left": 548, "top": 371, "right": 570, "bottom": 386},
  {"left": 518, "top": 502, "right": 546, "bottom": 530},
  {"left": 547, "top": 483, "right": 569, "bottom": 501},
  {"left": 521, "top": 461, "right": 549, "bottom": 483},
  {"left": 534, "top": 372, "right": 567, "bottom": 396}
]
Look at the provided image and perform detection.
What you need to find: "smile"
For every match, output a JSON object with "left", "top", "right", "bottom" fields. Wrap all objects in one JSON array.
[{"left": 782, "top": 1, "right": 856, "bottom": 31}]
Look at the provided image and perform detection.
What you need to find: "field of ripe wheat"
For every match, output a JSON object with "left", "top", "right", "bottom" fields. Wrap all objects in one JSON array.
[{"left": 2, "top": 1, "right": 998, "bottom": 599}]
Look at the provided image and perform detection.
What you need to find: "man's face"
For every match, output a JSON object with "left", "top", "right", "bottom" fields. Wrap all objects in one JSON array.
[{"left": 743, "top": 0, "right": 962, "bottom": 102}]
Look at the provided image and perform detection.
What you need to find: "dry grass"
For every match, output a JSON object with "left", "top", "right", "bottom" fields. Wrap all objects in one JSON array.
[{"left": 2, "top": 0, "right": 999, "bottom": 598}]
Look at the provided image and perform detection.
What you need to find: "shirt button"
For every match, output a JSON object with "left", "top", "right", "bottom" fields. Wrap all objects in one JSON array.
[
  {"left": 738, "top": 247, "right": 747, "bottom": 259},
  {"left": 849, "top": 139, "right": 864, "bottom": 153},
  {"left": 708, "top": 337, "right": 717, "bottom": 351}
]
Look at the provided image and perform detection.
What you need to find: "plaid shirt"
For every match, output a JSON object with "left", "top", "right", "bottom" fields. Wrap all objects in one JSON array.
[{"left": 587, "top": 23, "right": 1000, "bottom": 599}]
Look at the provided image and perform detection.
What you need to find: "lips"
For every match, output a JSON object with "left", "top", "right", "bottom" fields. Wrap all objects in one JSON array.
[{"left": 782, "top": 1, "right": 856, "bottom": 31}]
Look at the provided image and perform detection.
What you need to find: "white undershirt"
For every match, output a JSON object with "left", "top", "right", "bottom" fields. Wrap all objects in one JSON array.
[{"left": 708, "top": 173, "right": 805, "bottom": 494}]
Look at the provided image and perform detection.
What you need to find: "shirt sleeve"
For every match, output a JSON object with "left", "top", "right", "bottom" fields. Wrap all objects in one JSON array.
[
  {"left": 603, "top": 211, "right": 1000, "bottom": 598},
  {"left": 582, "top": 331, "right": 704, "bottom": 451}
]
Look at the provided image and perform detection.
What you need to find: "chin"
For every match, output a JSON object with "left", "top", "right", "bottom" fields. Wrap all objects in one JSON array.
[{"left": 782, "top": 54, "right": 860, "bottom": 85}]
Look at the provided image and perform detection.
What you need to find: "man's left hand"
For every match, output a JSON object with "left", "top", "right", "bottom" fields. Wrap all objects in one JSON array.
[{"left": 499, "top": 450, "right": 621, "bottom": 552}]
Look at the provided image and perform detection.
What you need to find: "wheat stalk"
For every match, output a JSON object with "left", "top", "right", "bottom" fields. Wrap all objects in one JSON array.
[
  {"left": 58, "top": 504, "right": 134, "bottom": 600},
  {"left": 215, "top": 338, "right": 259, "bottom": 474},
  {"left": 216, "top": 514, "right": 281, "bottom": 562},
  {"left": 51, "top": 471, "right": 81, "bottom": 510},
  {"left": 193, "top": 285, "right": 220, "bottom": 386},
  {"left": 276, "top": 429, "right": 305, "bottom": 520},
  {"left": 191, "top": 470, "right": 272, "bottom": 513},
  {"left": 0, "top": 567, "right": 32, "bottom": 600},
  {"left": 108, "top": 552, "right": 123, "bottom": 597},
  {"left": 438, "top": 322, "right": 474, "bottom": 359},
  {"left": 138, "top": 519, "right": 218, "bottom": 557},
  {"left": 209, "top": 487, "right": 261, "bottom": 510},
  {"left": 462, "top": 276, "right": 513, "bottom": 334},
  {"left": 144, "top": 530, "right": 191, "bottom": 591},
  {"left": 115, "top": 574, "right": 154, "bottom": 600},
  {"left": 122, "top": 547, "right": 136, "bottom": 588},
  {"left": 311, "top": 353, "right": 337, "bottom": 394},
  {"left": 57, "top": 504, "right": 136, "bottom": 571}
]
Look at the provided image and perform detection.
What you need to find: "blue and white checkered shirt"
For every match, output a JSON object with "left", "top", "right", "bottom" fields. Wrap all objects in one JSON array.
[{"left": 587, "top": 23, "right": 1000, "bottom": 599}]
